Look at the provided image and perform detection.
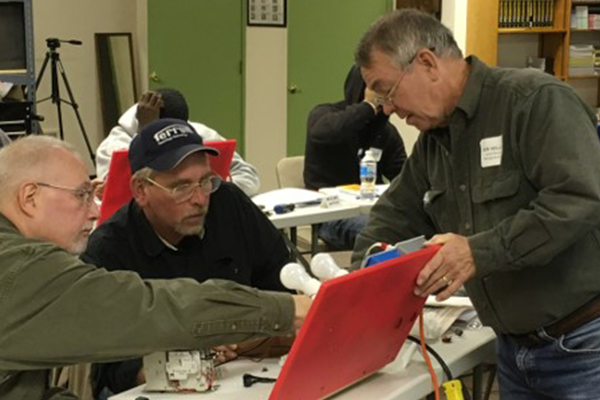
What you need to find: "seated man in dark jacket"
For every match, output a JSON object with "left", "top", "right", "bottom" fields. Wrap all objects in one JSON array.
[
  {"left": 82, "top": 119, "right": 291, "bottom": 397},
  {"left": 304, "top": 64, "right": 407, "bottom": 250}
]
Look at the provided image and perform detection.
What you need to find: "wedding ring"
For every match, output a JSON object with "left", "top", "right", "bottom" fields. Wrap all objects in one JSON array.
[{"left": 442, "top": 275, "right": 451, "bottom": 285}]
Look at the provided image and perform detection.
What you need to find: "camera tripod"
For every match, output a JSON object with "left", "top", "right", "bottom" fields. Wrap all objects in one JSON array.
[{"left": 36, "top": 38, "right": 95, "bottom": 165}]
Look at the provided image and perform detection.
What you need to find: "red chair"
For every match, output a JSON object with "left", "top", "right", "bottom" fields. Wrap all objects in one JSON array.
[
  {"left": 206, "top": 139, "right": 236, "bottom": 181},
  {"left": 97, "top": 140, "right": 237, "bottom": 225}
]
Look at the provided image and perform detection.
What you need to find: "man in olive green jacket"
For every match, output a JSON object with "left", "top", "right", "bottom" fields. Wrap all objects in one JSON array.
[
  {"left": 352, "top": 9, "right": 600, "bottom": 400},
  {"left": 0, "top": 136, "right": 310, "bottom": 400}
]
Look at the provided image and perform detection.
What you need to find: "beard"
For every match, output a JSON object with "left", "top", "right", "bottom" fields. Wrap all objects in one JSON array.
[
  {"left": 174, "top": 207, "right": 207, "bottom": 237},
  {"left": 66, "top": 230, "right": 91, "bottom": 254}
]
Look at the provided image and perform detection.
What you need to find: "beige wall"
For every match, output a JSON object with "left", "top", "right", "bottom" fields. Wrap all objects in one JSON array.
[
  {"left": 244, "top": 28, "right": 288, "bottom": 192},
  {"left": 33, "top": 0, "right": 140, "bottom": 173}
]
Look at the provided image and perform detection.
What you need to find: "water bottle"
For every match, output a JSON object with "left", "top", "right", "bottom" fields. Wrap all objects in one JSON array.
[{"left": 360, "top": 149, "right": 377, "bottom": 200}]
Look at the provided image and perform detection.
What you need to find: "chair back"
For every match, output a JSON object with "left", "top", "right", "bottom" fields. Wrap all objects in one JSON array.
[
  {"left": 98, "top": 150, "right": 132, "bottom": 225},
  {"left": 207, "top": 139, "right": 236, "bottom": 181},
  {"left": 276, "top": 156, "right": 305, "bottom": 188}
]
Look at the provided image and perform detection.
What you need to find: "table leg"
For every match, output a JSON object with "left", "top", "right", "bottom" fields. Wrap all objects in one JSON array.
[
  {"left": 290, "top": 227, "right": 298, "bottom": 245},
  {"left": 483, "top": 364, "right": 497, "bottom": 400},
  {"left": 472, "top": 364, "right": 484, "bottom": 400},
  {"left": 280, "top": 229, "right": 310, "bottom": 270},
  {"left": 311, "top": 224, "right": 320, "bottom": 255}
]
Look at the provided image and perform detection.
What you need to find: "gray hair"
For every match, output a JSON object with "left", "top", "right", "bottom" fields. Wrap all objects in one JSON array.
[
  {"left": 0, "top": 136, "right": 81, "bottom": 202},
  {"left": 131, "top": 166, "right": 155, "bottom": 182},
  {"left": 355, "top": 9, "right": 463, "bottom": 69}
]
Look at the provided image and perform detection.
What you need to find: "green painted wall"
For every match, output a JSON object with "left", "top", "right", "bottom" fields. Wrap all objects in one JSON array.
[
  {"left": 148, "top": 0, "right": 245, "bottom": 154},
  {"left": 286, "top": 0, "right": 393, "bottom": 156}
]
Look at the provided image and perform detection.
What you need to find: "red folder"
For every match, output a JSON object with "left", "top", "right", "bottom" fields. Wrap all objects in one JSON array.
[{"left": 269, "top": 245, "right": 439, "bottom": 400}]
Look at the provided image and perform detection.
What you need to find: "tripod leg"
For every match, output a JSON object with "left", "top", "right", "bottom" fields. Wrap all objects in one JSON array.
[
  {"left": 55, "top": 94, "right": 65, "bottom": 141},
  {"left": 56, "top": 58, "right": 96, "bottom": 165},
  {"left": 51, "top": 55, "right": 65, "bottom": 141},
  {"left": 36, "top": 52, "right": 51, "bottom": 90}
]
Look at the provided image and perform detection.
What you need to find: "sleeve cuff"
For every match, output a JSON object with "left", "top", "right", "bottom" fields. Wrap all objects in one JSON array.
[
  {"left": 468, "top": 230, "right": 505, "bottom": 277},
  {"left": 262, "top": 290, "right": 295, "bottom": 335}
]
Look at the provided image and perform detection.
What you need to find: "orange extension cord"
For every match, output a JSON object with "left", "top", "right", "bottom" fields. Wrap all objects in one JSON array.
[{"left": 419, "top": 309, "right": 441, "bottom": 400}]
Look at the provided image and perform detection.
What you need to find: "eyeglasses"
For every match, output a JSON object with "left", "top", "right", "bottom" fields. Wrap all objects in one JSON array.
[
  {"left": 373, "top": 52, "right": 421, "bottom": 107},
  {"left": 145, "top": 175, "right": 222, "bottom": 204},
  {"left": 36, "top": 182, "right": 95, "bottom": 207}
]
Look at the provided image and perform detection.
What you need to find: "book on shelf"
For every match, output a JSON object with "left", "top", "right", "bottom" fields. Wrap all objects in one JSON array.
[
  {"left": 499, "top": 0, "right": 555, "bottom": 29},
  {"left": 569, "top": 44, "right": 596, "bottom": 76}
]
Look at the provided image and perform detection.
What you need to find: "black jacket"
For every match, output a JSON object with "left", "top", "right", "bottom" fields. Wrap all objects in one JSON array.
[
  {"left": 304, "top": 65, "right": 407, "bottom": 190},
  {"left": 81, "top": 183, "right": 290, "bottom": 396}
]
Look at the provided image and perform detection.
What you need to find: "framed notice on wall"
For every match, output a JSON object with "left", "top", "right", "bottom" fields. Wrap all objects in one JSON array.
[{"left": 247, "top": 0, "right": 286, "bottom": 27}]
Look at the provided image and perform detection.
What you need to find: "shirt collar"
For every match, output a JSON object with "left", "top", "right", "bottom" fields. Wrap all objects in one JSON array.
[
  {"left": 132, "top": 202, "right": 166, "bottom": 257},
  {"left": 0, "top": 212, "right": 18, "bottom": 233},
  {"left": 453, "top": 55, "right": 488, "bottom": 121}
]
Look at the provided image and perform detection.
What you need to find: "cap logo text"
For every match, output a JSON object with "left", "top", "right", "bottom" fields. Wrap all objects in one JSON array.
[{"left": 153, "top": 124, "right": 194, "bottom": 145}]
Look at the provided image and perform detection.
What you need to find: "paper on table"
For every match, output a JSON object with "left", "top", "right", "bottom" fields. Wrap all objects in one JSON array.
[
  {"left": 319, "top": 183, "right": 389, "bottom": 199},
  {"left": 252, "top": 188, "right": 326, "bottom": 211},
  {"left": 426, "top": 295, "right": 474, "bottom": 308},
  {"left": 410, "top": 306, "right": 472, "bottom": 340}
]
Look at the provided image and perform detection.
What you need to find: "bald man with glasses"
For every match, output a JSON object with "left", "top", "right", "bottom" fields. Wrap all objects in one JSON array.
[{"left": 82, "top": 118, "right": 293, "bottom": 397}]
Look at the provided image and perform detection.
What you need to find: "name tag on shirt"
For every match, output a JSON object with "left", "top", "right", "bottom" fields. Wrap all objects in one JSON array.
[{"left": 480, "top": 136, "right": 503, "bottom": 168}]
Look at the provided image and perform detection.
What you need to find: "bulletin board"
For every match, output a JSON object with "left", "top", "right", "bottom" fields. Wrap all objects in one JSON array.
[{"left": 247, "top": 0, "right": 286, "bottom": 27}]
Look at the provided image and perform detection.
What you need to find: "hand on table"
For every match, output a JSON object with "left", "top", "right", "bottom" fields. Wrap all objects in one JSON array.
[{"left": 212, "top": 344, "right": 239, "bottom": 364}]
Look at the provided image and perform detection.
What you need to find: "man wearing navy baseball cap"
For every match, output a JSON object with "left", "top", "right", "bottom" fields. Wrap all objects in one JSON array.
[
  {"left": 83, "top": 119, "right": 294, "bottom": 397},
  {"left": 129, "top": 118, "right": 219, "bottom": 173}
]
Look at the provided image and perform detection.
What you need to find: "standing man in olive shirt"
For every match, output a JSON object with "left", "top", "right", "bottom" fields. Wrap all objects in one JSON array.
[
  {"left": 0, "top": 136, "right": 310, "bottom": 400},
  {"left": 352, "top": 9, "right": 600, "bottom": 399}
]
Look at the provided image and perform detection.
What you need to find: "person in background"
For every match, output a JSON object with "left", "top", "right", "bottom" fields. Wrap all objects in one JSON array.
[
  {"left": 304, "top": 64, "right": 407, "bottom": 250},
  {"left": 0, "top": 135, "right": 310, "bottom": 400},
  {"left": 352, "top": 9, "right": 600, "bottom": 400},
  {"left": 95, "top": 88, "right": 260, "bottom": 197},
  {"left": 83, "top": 118, "right": 293, "bottom": 397}
]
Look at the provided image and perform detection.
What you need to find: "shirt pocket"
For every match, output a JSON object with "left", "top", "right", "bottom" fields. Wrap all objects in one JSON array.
[
  {"left": 472, "top": 171, "right": 520, "bottom": 224},
  {"left": 423, "top": 186, "right": 448, "bottom": 232}
]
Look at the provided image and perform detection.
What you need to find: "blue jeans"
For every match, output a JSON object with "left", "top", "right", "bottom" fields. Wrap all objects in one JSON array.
[
  {"left": 318, "top": 215, "right": 368, "bottom": 250},
  {"left": 497, "top": 315, "right": 600, "bottom": 400}
]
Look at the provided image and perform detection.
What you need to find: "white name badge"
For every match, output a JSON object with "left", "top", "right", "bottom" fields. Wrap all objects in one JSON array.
[{"left": 480, "top": 136, "right": 503, "bottom": 168}]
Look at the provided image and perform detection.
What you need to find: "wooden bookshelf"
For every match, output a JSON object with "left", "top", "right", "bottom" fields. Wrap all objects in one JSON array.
[
  {"left": 465, "top": 0, "right": 600, "bottom": 106},
  {"left": 498, "top": 28, "right": 568, "bottom": 33},
  {"left": 567, "top": 74, "right": 600, "bottom": 78},
  {"left": 572, "top": 1, "right": 600, "bottom": 5}
]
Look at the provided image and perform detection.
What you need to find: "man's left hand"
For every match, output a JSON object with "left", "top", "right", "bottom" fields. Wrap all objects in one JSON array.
[
  {"left": 212, "top": 344, "right": 238, "bottom": 364},
  {"left": 414, "top": 233, "right": 476, "bottom": 301}
]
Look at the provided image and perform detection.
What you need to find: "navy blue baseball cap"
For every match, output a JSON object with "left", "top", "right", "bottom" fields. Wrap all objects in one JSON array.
[{"left": 129, "top": 118, "right": 219, "bottom": 173}]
